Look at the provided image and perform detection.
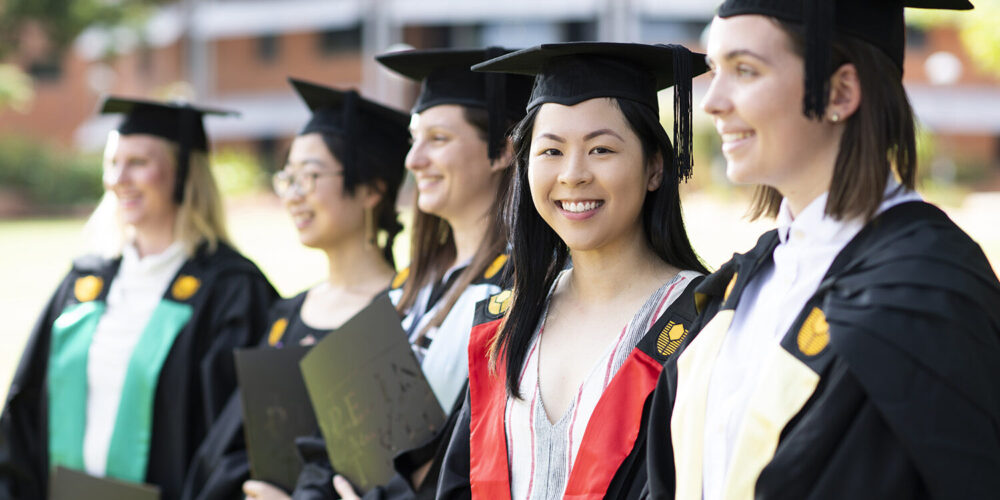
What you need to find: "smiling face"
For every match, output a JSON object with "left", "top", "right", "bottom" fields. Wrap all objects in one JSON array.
[
  {"left": 279, "top": 133, "right": 376, "bottom": 249},
  {"left": 405, "top": 104, "right": 500, "bottom": 224},
  {"left": 703, "top": 15, "right": 839, "bottom": 202},
  {"left": 102, "top": 133, "right": 178, "bottom": 232},
  {"left": 527, "top": 98, "right": 658, "bottom": 253}
]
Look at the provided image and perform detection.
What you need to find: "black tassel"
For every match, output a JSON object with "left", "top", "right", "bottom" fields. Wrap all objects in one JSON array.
[
  {"left": 803, "top": 0, "right": 834, "bottom": 120},
  {"left": 484, "top": 46, "right": 507, "bottom": 161},
  {"left": 342, "top": 89, "right": 359, "bottom": 171},
  {"left": 667, "top": 44, "right": 694, "bottom": 183}
]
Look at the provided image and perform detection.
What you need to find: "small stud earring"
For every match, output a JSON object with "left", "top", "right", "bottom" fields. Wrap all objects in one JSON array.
[{"left": 830, "top": 112, "right": 841, "bottom": 123}]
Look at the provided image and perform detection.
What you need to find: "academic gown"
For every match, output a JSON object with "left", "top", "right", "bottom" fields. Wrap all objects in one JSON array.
[
  {"left": 437, "top": 277, "right": 702, "bottom": 500},
  {"left": 292, "top": 257, "right": 510, "bottom": 500},
  {"left": 646, "top": 201, "right": 1000, "bottom": 500},
  {"left": 0, "top": 242, "right": 277, "bottom": 500},
  {"left": 180, "top": 290, "right": 339, "bottom": 500}
]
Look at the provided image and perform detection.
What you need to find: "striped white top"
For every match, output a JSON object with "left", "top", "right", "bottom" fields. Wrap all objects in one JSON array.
[
  {"left": 505, "top": 270, "right": 699, "bottom": 500},
  {"left": 388, "top": 261, "right": 503, "bottom": 410}
]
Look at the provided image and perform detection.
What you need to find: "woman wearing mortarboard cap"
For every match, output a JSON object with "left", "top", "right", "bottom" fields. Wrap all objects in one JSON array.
[
  {"left": 646, "top": 1, "right": 1000, "bottom": 499},
  {"left": 433, "top": 41, "right": 710, "bottom": 500},
  {"left": 175, "top": 79, "right": 411, "bottom": 500},
  {"left": 279, "top": 48, "right": 534, "bottom": 500},
  {"left": 0, "top": 97, "right": 278, "bottom": 499}
]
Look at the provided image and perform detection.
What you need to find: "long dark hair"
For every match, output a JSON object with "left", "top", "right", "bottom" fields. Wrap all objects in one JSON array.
[
  {"left": 396, "top": 106, "right": 513, "bottom": 331},
  {"left": 748, "top": 19, "right": 917, "bottom": 222},
  {"left": 494, "top": 97, "right": 708, "bottom": 397},
  {"left": 320, "top": 133, "right": 405, "bottom": 266}
]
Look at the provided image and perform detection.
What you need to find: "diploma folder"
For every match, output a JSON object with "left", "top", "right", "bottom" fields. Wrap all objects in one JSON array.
[
  {"left": 49, "top": 466, "right": 160, "bottom": 500},
  {"left": 234, "top": 344, "right": 317, "bottom": 492},
  {"left": 299, "top": 294, "right": 446, "bottom": 493}
]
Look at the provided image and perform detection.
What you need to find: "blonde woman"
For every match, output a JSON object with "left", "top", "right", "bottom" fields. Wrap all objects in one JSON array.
[{"left": 0, "top": 97, "right": 277, "bottom": 499}]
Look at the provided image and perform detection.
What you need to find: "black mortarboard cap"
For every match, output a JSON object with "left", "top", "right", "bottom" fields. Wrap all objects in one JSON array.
[
  {"left": 100, "top": 96, "right": 238, "bottom": 203},
  {"left": 375, "top": 47, "right": 534, "bottom": 160},
  {"left": 472, "top": 42, "right": 709, "bottom": 182},
  {"left": 716, "top": 0, "right": 974, "bottom": 120},
  {"left": 289, "top": 77, "right": 410, "bottom": 178}
]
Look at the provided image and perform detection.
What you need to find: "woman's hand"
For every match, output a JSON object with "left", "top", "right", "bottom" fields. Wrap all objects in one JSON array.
[
  {"left": 332, "top": 475, "right": 361, "bottom": 500},
  {"left": 243, "top": 479, "right": 291, "bottom": 500}
]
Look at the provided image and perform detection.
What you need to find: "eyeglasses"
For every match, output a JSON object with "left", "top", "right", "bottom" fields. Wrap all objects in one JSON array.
[{"left": 272, "top": 170, "right": 342, "bottom": 197}]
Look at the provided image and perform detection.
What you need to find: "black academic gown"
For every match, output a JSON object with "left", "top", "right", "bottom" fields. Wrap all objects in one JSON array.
[
  {"left": 292, "top": 257, "right": 511, "bottom": 500},
  {"left": 646, "top": 201, "right": 1000, "bottom": 500},
  {"left": 437, "top": 277, "right": 702, "bottom": 500},
  {"left": 0, "top": 242, "right": 277, "bottom": 500},
  {"left": 181, "top": 290, "right": 375, "bottom": 500}
]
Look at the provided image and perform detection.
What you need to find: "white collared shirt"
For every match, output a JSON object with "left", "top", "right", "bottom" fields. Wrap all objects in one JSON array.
[
  {"left": 700, "top": 180, "right": 921, "bottom": 500},
  {"left": 83, "top": 242, "right": 187, "bottom": 477}
]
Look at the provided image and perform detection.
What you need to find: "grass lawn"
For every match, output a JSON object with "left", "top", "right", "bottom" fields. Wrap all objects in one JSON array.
[{"left": 1, "top": 190, "right": 998, "bottom": 403}]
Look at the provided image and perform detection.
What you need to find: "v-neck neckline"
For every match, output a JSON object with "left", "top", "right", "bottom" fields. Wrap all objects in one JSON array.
[{"left": 530, "top": 271, "right": 679, "bottom": 426}]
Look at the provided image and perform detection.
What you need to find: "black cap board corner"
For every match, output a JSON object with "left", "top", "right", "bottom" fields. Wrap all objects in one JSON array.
[
  {"left": 99, "top": 96, "right": 239, "bottom": 203},
  {"left": 287, "top": 77, "right": 410, "bottom": 176},
  {"left": 472, "top": 42, "right": 709, "bottom": 182},
  {"left": 716, "top": 0, "right": 974, "bottom": 120},
  {"left": 374, "top": 47, "right": 534, "bottom": 160}
]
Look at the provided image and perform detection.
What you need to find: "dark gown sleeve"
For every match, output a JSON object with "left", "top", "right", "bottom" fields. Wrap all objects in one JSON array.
[
  {"left": 0, "top": 274, "right": 71, "bottom": 500},
  {"left": 755, "top": 358, "right": 929, "bottom": 500},
  {"left": 434, "top": 391, "right": 471, "bottom": 500},
  {"left": 290, "top": 432, "right": 336, "bottom": 500},
  {"left": 198, "top": 270, "right": 279, "bottom": 424},
  {"left": 180, "top": 392, "right": 249, "bottom": 500},
  {"left": 179, "top": 272, "right": 280, "bottom": 500}
]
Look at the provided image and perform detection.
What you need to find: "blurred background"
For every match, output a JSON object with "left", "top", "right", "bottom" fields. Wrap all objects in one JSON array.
[{"left": 2, "top": 0, "right": 999, "bottom": 399}]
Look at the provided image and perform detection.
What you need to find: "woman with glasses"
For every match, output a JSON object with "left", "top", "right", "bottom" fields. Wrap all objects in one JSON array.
[
  {"left": 293, "top": 48, "right": 533, "bottom": 500},
  {"left": 180, "top": 78, "right": 411, "bottom": 500},
  {"left": 0, "top": 97, "right": 278, "bottom": 500}
]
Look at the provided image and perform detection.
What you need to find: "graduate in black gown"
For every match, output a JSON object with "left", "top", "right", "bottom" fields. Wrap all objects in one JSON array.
[
  {"left": 309, "top": 47, "right": 531, "bottom": 500},
  {"left": 0, "top": 97, "right": 278, "bottom": 499},
  {"left": 646, "top": 1, "right": 1000, "bottom": 499},
  {"left": 179, "top": 79, "right": 411, "bottom": 500},
  {"left": 435, "top": 42, "right": 709, "bottom": 500}
]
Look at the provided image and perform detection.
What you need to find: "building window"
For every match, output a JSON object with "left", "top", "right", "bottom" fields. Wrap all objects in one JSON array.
[
  {"left": 257, "top": 34, "right": 280, "bottom": 62},
  {"left": 28, "top": 57, "right": 62, "bottom": 83},
  {"left": 319, "top": 25, "right": 362, "bottom": 55},
  {"left": 564, "top": 21, "right": 597, "bottom": 42},
  {"left": 257, "top": 136, "right": 280, "bottom": 172},
  {"left": 906, "top": 26, "right": 927, "bottom": 49}
]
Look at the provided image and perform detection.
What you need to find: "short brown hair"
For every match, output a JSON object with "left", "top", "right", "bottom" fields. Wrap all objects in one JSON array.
[{"left": 748, "top": 20, "right": 917, "bottom": 222}]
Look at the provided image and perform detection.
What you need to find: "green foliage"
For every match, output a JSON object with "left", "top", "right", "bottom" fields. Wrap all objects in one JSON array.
[
  {"left": 957, "top": 1, "right": 1000, "bottom": 78},
  {"left": 0, "top": 136, "right": 104, "bottom": 207},
  {"left": 0, "top": 64, "right": 33, "bottom": 111},
  {"left": 211, "top": 149, "right": 270, "bottom": 197},
  {"left": 0, "top": 0, "right": 162, "bottom": 58}
]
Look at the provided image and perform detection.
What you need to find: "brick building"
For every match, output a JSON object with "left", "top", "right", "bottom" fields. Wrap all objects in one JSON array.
[{"left": 1, "top": 0, "right": 998, "bottom": 180}]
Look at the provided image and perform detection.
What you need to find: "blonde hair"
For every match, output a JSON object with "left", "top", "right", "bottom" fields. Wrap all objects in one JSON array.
[{"left": 85, "top": 137, "right": 230, "bottom": 258}]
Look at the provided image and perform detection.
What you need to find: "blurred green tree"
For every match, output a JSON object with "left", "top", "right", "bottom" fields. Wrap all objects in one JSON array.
[
  {"left": 0, "top": 0, "right": 163, "bottom": 58},
  {"left": 0, "top": 63, "right": 33, "bottom": 111},
  {"left": 0, "top": 0, "right": 164, "bottom": 112},
  {"left": 909, "top": 2, "right": 1000, "bottom": 78}
]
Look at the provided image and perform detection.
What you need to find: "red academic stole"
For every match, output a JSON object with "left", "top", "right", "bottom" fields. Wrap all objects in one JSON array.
[{"left": 467, "top": 319, "right": 665, "bottom": 499}]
